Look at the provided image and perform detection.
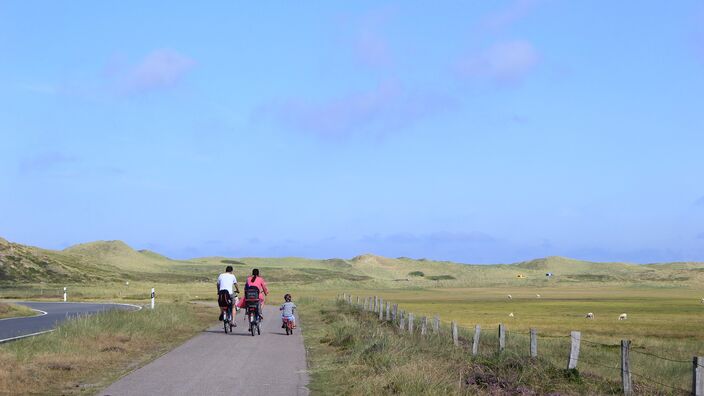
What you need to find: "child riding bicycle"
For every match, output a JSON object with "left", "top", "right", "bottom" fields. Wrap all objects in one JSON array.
[{"left": 280, "top": 293, "right": 296, "bottom": 329}]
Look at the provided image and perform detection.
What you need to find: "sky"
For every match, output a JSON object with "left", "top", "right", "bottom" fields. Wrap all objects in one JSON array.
[{"left": 1, "top": 1, "right": 703, "bottom": 263}]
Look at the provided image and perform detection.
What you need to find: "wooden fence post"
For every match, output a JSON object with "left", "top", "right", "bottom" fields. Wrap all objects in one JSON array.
[
  {"left": 498, "top": 324, "right": 506, "bottom": 353},
  {"left": 363, "top": 297, "right": 368, "bottom": 311},
  {"left": 356, "top": 296, "right": 360, "bottom": 307},
  {"left": 693, "top": 356, "right": 704, "bottom": 396},
  {"left": 399, "top": 311, "right": 405, "bottom": 331},
  {"left": 343, "top": 293, "right": 346, "bottom": 301},
  {"left": 421, "top": 316, "right": 427, "bottom": 336},
  {"left": 348, "top": 295, "right": 351, "bottom": 304},
  {"left": 472, "top": 325, "right": 481, "bottom": 356},
  {"left": 408, "top": 313, "right": 415, "bottom": 334},
  {"left": 373, "top": 296, "right": 377, "bottom": 312},
  {"left": 379, "top": 299, "right": 384, "bottom": 320},
  {"left": 568, "top": 331, "right": 581, "bottom": 370},
  {"left": 621, "top": 340, "right": 632, "bottom": 396},
  {"left": 530, "top": 328, "right": 538, "bottom": 358},
  {"left": 433, "top": 315, "right": 440, "bottom": 334},
  {"left": 392, "top": 304, "right": 398, "bottom": 322},
  {"left": 385, "top": 302, "right": 390, "bottom": 321},
  {"left": 452, "top": 321, "right": 459, "bottom": 346}
]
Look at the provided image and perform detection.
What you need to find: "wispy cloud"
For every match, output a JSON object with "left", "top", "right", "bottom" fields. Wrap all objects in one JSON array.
[
  {"left": 257, "top": 80, "right": 457, "bottom": 137},
  {"left": 19, "top": 152, "right": 77, "bottom": 174},
  {"left": 456, "top": 40, "right": 539, "bottom": 85},
  {"left": 119, "top": 49, "right": 196, "bottom": 93},
  {"left": 351, "top": 6, "right": 397, "bottom": 68},
  {"left": 355, "top": 30, "right": 393, "bottom": 68},
  {"left": 481, "top": 0, "right": 540, "bottom": 31},
  {"left": 695, "top": 195, "right": 704, "bottom": 206}
]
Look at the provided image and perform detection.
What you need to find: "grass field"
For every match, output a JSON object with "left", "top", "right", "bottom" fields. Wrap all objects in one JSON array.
[
  {"left": 0, "top": 302, "right": 36, "bottom": 319},
  {"left": 328, "top": 286, "right": 703, "bottom": 394},
  {"left": 0, "top": 303, "right": 217, "bottom": 395},
  {"left": 3, "top": 236, "right": 704, "bottom": 393},
  {"left": 302, "top": 299, "right": 621, "bottom": 395}
]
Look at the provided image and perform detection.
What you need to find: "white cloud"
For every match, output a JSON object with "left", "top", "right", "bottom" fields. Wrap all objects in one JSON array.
[
  {"left": 481, "top": 0, "right": 540, "bottom": 31},
  {"left": 257, "top": 80, "right": 457, "bottom": 137},
  {"left": 456, "top": 40, "right": 539, "bottom": 85},
  {"left": 122, "top": 49, "right": 196, "bottom": 93}
]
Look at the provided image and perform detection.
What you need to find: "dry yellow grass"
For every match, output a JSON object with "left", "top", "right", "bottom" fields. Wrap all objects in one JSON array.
[{"left": 0, "top": 303, "right": 217, "bottom": 395}]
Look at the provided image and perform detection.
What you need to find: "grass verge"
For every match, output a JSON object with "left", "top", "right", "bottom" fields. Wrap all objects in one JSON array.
[
  {"left": 0, "top": 302, "right": 36, "bottom": 319},
  {"left": 0, "top": 302, "right": 217, "bottom": 395},
  {"left": 300, "top": 299, "right": 621, "bottom": 395}
]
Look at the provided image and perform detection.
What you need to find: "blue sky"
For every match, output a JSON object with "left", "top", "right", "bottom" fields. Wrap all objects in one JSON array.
[{"left": 1, "top": 1, "right": 703, "bottom": 263}]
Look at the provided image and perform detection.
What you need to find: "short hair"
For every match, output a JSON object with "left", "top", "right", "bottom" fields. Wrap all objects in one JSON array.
[{"left": 226, "top": 265, "right": 233, "bottom": 272}]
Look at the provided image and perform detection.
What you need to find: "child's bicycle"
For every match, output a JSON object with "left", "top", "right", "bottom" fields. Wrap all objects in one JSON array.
[
  {"left": 282, "top": 317, "right": 294, "bottom": 335},
  {"left": 244, "top": 286, "right": 261, "bottom": 336}
]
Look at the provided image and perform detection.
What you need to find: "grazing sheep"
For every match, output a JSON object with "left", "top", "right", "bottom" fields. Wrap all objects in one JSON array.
[
  {"left": 618, "top": 313, "right": 627, "bottom": 320},
  {"left": 536, "top": 294, "right": 541, "bottom": 298},
  {"left": 508, "top": 312, "right": 514, "bottom": 317},
  {"left": 507, "top": 294, "right": 513, "bottom": 300},
  {"left": 700, "top": 298, "right": 704, "bottom": 304},
  {"left": 585, "top": 312, "right": 594, "bottom": 319}
]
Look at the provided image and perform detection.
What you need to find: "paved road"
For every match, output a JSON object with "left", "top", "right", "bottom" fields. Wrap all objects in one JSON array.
[
  {"left": 0, "top": 302, "right": 141, "bottom": 342},
  {"left": 100, "top": 305, "right": 309, "bottom": 396}
]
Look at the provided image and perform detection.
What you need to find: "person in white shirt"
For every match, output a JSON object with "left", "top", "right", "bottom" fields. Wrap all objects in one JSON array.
[{"left": 217, "top": 266, "right": 240, "bottom": 324}]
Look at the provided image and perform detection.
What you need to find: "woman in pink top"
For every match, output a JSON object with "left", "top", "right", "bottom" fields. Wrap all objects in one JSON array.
[{"left": 238, "top": 268, "right": 268, "bottom": 311}]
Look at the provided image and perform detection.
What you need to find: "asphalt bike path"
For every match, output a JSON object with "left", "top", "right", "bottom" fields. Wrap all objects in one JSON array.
[
  {"left": 100, "top": 305, "right": 309, "bottom": 396},
  {"left": 0, "top": 302, "right": 141, "bottom": 343}
]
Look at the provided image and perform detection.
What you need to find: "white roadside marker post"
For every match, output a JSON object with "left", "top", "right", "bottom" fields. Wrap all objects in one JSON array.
[
  {"left": 151, "top": 288, "right": 155, "bottom": 309},
  {"left": 63, "top": 287, "right": 67, "bottom": 302}
]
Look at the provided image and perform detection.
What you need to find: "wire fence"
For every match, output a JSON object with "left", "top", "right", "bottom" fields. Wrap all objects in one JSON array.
[{"left": 337, "top": 294, "right": 702, "bottom": 396}]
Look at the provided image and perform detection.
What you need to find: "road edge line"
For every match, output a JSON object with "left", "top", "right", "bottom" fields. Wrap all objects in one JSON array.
[{"left": 0, "top": 329, "right": 55, "bottom": 344}]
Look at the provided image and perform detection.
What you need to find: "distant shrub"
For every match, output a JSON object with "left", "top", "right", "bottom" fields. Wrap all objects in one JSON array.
[
  {"left": 426, "top": 275, "right": 456, "bottom": 281},
  {"left": 408, "top": 271, "right": 425, "bottom": 277},
  {"left": 220, "top": 259, "right": 245, "bottom": 266}
]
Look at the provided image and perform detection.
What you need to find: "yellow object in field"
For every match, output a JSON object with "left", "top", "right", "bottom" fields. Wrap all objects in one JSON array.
[{"left": 516, "top": 274, "right": 526, "bottom": 279}]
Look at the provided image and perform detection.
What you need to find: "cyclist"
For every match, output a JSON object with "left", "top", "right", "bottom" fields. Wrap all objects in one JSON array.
[
  {"left": 217, "top": 265, "right": 240, "bottom": 325},
  {"left": 280, "top": 293, "right": 296, "bottom": 329},
  {"left": 238, "top": 268, "right": 268, "bottom": 319}
]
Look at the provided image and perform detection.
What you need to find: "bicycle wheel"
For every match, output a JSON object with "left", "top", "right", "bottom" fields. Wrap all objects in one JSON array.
[
  {"left": 224, "top": 318, "right": 228, "bottom": 334},
  {"left": 257, "top": 323, "right": 261, "bottom": 335},
  {"left": 250, "top": 322, "right": 255, "bottom": 336},
  {"left": 285, "top": 326, "right": 291, "bottom": 335}
]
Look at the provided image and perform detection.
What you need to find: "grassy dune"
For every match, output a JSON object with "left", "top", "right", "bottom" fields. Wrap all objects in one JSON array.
[
  {"left": 0, "top": 303, "right": 217, "bottom": 395},
  {"left": 3, "top": 236, "right": 704, "bottom": 393},
  {"left": 0, "top": 302, "right": 36, "bottom": 319}
]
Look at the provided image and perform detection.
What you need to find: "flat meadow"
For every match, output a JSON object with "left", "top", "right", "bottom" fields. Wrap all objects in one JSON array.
[{"left": 325, "top": 284, "right": 703, "bottom": 394}]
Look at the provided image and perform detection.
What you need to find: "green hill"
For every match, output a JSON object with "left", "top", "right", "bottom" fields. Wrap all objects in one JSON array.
[{"left": 2, "top": 236, "right": 704, "bottom": 287}]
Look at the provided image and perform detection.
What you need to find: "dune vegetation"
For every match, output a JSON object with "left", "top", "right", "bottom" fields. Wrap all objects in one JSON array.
[
  {"left": 0, "top": 303, "right": 216, "bottom": 395},
  {"left": 2, "top": 236, "right": 704, "bottom": 393},
  {"left": 0, "top": 302, "right": 36, "bottom": 319}
]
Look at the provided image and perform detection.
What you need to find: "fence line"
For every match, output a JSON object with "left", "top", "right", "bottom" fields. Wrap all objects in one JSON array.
[{"left": 336, "top": 294, "right": 700, "bottom": 395}]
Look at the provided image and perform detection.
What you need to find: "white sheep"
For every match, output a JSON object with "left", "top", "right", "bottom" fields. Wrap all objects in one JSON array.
[
  {"left": 507, "top": 294, "right": 513, "bottom": 300},
  {"left": 700, "top": 298, "right": 704, "bottom": 304},
  {"left": 618, "top": 313, "right": 627, "bottom": 320},
  {"left": 585, "top": 312, "right": 594, "bottom": 319},
  {"left": 536, "top": 294, "right": 541, "bottom": 298},
  {"left": 508, "top": 312, "right": 514, "bottom": 317}
]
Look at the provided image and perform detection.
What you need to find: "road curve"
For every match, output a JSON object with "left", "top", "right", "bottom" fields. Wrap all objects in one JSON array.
[
  {"left": 100, "top": 305, "right": 309, "bottom": 396},
  {"left": 0, "top": 302, "right": 142, "bottom": 343}
]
